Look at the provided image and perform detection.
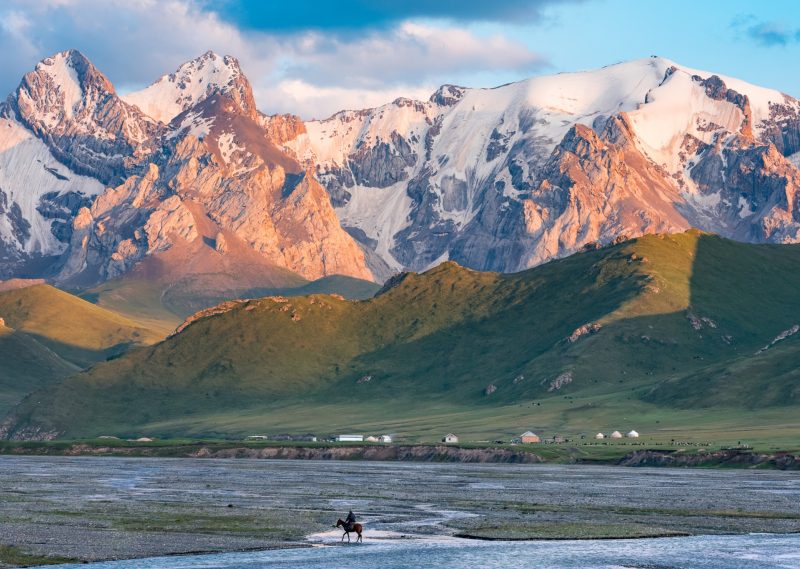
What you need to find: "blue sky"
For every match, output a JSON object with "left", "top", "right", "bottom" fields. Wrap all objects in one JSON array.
[{"left": 1, "top": 0, "right": 798, "bottom": 118}]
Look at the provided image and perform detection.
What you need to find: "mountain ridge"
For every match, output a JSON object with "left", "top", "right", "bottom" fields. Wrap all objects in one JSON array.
[
  {"left": 1, "top": 51, "right": 799, "bottom": 293},
  {"left": 282, "top": 56, "right": 800, "bottom": 274}
]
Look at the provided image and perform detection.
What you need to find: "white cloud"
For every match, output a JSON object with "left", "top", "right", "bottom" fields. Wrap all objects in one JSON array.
[
  {"left": 280, "top": 22, "right": 547, "bottom": 90},
  {"left": 0, "top": 0, "right": 548, "bottom": 119}
]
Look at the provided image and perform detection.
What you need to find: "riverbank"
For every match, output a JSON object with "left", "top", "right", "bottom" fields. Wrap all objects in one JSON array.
[{"left": 0, "top": 440, "right": 798, "bottom": 469}]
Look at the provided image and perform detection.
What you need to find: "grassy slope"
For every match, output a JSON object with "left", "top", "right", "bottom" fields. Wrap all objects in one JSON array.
[
  {"left": 80, "top": 274, "right": 381, "bottom": 333},
  {"left": 0, "top": 284, "right": 162, "bottom": 367},
  {"left": 79, "top": 278, "right": 183, "bottom": 337},
  {"left": 268, "top": 274, "right": 381, "bottom": 300},
  {"left": 7, "top": 231, "right": 800, "bottom": 442},
  {"left": 0, "top": 323, "right": 77, "bottom": 415},
  {"left": 0, "top": 284, "right": 168, "bottom": 417}
]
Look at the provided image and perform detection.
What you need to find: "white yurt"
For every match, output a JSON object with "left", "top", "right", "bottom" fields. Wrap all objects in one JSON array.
[
  {"left": 627, "top": 430, "right": 640, "bottom": 438},
  {"left": 610, "top": 431, "right": 623, "bottom": 439},
  {"left": 595, "top": 432, "right": 605, "bottom": 439}
]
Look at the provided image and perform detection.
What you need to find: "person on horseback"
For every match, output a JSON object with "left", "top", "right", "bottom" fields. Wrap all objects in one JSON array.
[
  {"left": 345, "top": 510, "right": 357, "bottom": 531},
  {"left": 336, "top": 512, "right": 363, "bottom": 543}
]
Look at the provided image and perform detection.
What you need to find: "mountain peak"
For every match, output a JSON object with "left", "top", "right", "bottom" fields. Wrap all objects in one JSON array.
[
  {"left": 43, "top": 48, "right": 90, "bottom": 67},
  {"left": 9, "top": 49, "right": 115, "bottom": 121},
  {"left": 40, "top": 49, "right": 91, "bottom": 68},
  {"left": 4, "top": 49, "right": 162, "bottom": 186},
  {"left": 123, "top": 50, "right": 254, "bottom": 124},
  {"left": 5, "top": 48, "right": 124, "bottom": 133},
  {"left": 37, "top": 49, "right": 112, "bottom": 87}
]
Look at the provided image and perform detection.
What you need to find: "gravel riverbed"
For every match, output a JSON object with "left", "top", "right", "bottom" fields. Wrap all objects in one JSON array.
[{"left": 0, "top": 457, "right": 798, "bottom": 565}]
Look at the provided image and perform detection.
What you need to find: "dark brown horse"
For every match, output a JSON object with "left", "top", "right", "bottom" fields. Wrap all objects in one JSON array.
[{"left": 335, "top": 518, "right": 363, "bottom": 543}]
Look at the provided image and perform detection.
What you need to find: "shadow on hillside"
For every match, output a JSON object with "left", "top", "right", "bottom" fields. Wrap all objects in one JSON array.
[
  {"left": 327, "top": 234, "right": 800, "bottom": 412},
  {"left": 21, "top": 333, "right": 140, "bottom": 369},
  {"left": 0, "top": 331, "right": 79, "bottom": 417},
  {"left": 643, "top": 234, "right": 800, "bottom": 408}
]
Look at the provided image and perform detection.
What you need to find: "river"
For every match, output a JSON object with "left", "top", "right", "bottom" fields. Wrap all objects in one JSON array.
[
  {"left": 0, "top": 457, "right": 797, "bottom": 567},
  {"left": 47, "top": 533, "right": 800, "bottom": 568}
]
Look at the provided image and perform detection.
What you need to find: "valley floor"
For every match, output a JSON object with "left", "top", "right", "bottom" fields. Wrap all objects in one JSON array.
[{"left": 0, "top": 457, "right": 799, "bottom": 567}]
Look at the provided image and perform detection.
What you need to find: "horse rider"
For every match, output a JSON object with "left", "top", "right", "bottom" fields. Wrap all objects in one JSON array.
[{"left": 345, "top": 510, "right": 357, "bottom": 531}]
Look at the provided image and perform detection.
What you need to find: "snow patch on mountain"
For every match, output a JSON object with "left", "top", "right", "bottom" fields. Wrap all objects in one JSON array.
[
  {"left": 123, "top": 51, "right": 244, "bottom": 124},
  {"left": 336, "top": 182, "right": 412, "bottom": 271},
  {"left": 628, "top": 70, "right": 744, "bottom": 171},
  {"left": 738, "top": 196, "right": 755, "bottom": 218},
  {"left": 37, "top": 52, "right": 83, "bottom": 121},
  {"left": 169, "top": 111, "right": 214, "bottom": 141},
  {"left": 217, "top": 132, "right": 242, "bottom": 163},
  {"left": 0, "top": 118, "right": 104, "bottom": 254}
]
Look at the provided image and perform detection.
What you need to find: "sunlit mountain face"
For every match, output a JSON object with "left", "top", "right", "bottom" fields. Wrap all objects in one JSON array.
[{"left": 1, "top": 51, "right": 799, "bottom": 289}]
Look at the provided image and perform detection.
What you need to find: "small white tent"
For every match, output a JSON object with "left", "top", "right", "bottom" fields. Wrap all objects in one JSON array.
[
  {"left": 610, "top": 431, "right": 623, "bottom": 439},
  {"left": 595, "top": 432, "right": 605, "bottom": 439},
  {"left": 627, "top": 430, "right": 640, "bottom": 438}
]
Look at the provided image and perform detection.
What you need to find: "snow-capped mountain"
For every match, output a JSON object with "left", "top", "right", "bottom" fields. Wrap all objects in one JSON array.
[
  {"left": 284, "top": 57, "right": 800, "bottom": 273},
  {"left": 122, "top": 51, "right": 257, "bottom": 125},
  {"left": 0, "top": 51, "right": 799, "bottom": 288},
  {"left": 5, "top": 50, "right": 161, "bottom": 185},
  {"left": 0, "top": 50, "right": 371, "bottom": 284}
]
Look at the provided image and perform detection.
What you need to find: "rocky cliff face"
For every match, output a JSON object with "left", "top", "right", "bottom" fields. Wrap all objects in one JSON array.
[
  {"left": 0, "top": 50, "right": 372, "bottom": 285},
  {"left": 3, "top": 50, "right": 161, "bottom": 185},
  {"left": 283, "top": 57, "right": 800, "bottom": 273}
]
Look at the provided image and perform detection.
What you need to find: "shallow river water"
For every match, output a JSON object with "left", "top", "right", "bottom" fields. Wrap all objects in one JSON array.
[{"left": 48, "top": 533, "right": 800, "bottom": 568}]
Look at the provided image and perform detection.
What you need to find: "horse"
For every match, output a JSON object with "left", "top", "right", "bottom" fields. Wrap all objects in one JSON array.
[{"left": 335, "top": 518, "right": 363, "bottom": 543}]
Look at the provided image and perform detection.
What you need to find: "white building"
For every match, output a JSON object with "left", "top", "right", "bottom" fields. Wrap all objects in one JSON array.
[
  {"left": 611, "top": 431, "right": 623, "bottom": 439},
  {"left": 246, "top": 435, "right": 269, "bottom": 441},
  {"left": 336, "top": 434, "right": 364, "bottom": 442},
  {"left": 443, "top": 433, "right": 459, "bottom": 444},
  {"left": 626, "top": 430, "right": 640, "bottom": 438},
  {"left": 379, "top": 435, "right": 393, "bottom": 443},
  {"left": 595, "top": 432, "right": 605, "bottom": 439},
  {"left": 365, "top": 436, "right": 379, "bottom": 443}
]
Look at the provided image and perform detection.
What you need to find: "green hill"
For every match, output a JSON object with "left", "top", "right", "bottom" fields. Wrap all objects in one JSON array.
[
  {"left": 0, "top": 284, "right": 162, "bottom": 368},
  {"left": 80, "top": 274, "right": 381, "bottom": 335},
  {"left": 267, "top": 274, "right": 381, "bottom": 300},
  {"left": 4, "top": 231, "right": 800, "bottom": 443},
  {"left": 0, "top": 322, "right": 77, "bottom": 414},
  {"left": 0, "top": 284, "right": 167, "bottom": 417}
]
